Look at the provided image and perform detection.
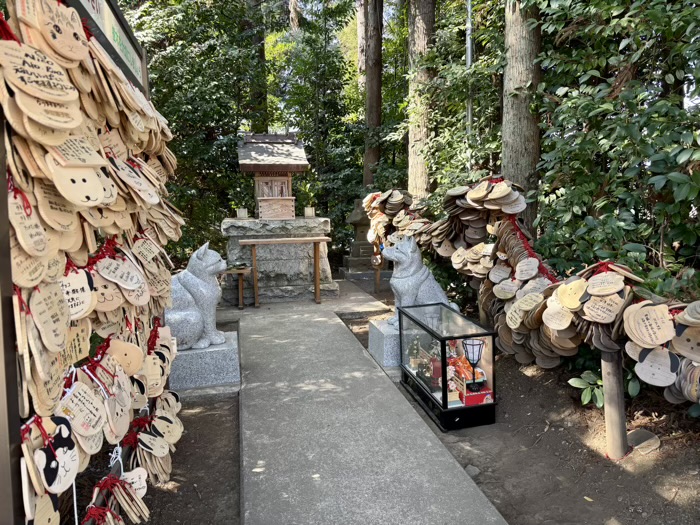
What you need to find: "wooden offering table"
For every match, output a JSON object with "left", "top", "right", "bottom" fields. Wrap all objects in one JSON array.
[
  {"left": 222, "top": 267, "right": 252, "bottom": 310},
  {"left": 239, "top": 236, "right": 332, "bottom": 306}
]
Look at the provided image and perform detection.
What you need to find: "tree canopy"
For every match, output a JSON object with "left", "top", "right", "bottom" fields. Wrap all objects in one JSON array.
[{"left": 121, "top": 0, "right": 700, "bottom": 298}]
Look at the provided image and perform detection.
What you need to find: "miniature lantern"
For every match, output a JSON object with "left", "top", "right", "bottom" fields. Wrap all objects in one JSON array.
[{"left": 237, "top": 133, "right": 310, "bottom": 220}]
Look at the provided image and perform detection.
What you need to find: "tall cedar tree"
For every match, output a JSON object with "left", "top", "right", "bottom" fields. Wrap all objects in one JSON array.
[
  {"left": 363, "top": 0, "right": 382, "bottom": 185},
  {"left": 356, "top": 0, "right": 366, "bottom": 88},
  {"left": 407, "top": 0, "right": 435, "bottom": 197},
  {"left": 502, "top": 0, "right": 540, "bottom": 230}
]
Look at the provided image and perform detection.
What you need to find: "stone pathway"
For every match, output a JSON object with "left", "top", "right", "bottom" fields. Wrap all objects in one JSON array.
[{"left": 235, "top": 281, "right": 508, "bottom": 525}]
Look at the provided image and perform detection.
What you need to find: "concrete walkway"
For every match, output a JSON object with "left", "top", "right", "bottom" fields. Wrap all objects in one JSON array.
[{"left": 236, "top": 281, "right": 508, "bottom": 525}]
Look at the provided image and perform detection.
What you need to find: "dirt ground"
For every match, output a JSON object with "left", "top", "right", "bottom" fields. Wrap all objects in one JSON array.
[
  {"left": 145, "top": 392, "right": 240, "bottom": 525},
  {"left": 345, "top": 314, "right": 700, "bottom": 525},
  {"left": 61, "top": 392, "right": 239, "bottom": 525}
]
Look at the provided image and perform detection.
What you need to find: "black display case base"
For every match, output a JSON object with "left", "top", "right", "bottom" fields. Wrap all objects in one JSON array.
[{"left": 402, "top": 368, "right": 496, "bottom": 432}]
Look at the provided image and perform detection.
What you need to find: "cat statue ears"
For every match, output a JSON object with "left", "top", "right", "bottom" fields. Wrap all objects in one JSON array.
[
  {"left": 195, "top": 242, "right": 210, "bottom": 260},
  {"left": 33, "top": 417, "right": 79, "bottom": 494}
]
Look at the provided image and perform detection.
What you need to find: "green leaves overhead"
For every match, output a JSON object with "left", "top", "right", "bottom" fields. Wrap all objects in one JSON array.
[
  {"left": 122, "top": 0, "right": 361, "bottom": 262},
  {"left": 423, "top": 0, "right": 505, "bottom": 190},
  {"left": 531, "top": 0, "right": 700, "bottom": 299},
  {"left": 123, "top": 0, "right": 262, "bottom": 263},
  {"left": 120, "top": 0, "right": 699, "bottom": 299}
]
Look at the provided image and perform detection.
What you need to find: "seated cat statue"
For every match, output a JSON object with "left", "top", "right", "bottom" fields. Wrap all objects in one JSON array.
[
  {"left": 165, "top": 243, "right": 228, "bottom": 349},
  {"left": 382, "top": 236, "right": 455, "bottom": 326}
]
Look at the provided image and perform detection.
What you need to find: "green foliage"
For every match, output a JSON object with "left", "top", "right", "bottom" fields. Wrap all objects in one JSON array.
[
  {"left": 270, "top": 0, "right": 367, "bottom": 259},
  {"left": 122, "top": 0, "right": 260, "bottom": 265},
  {"left": 568, "top": 370, "right": 605, "bottom": 408},
  {"left": 424, "top": 255, "right": 475, "bottom": 307},
  {"left": 566, "top": 346, "right": 641, "bottom": 408},
  {"left": 416, "top": 0, "right": 700, "bottom": 303},
  {"left": 424, "top": 0, "right": 505, "bottom": 187},
  {"left": 627, "top": 372, "right": 641, "bottom": 398},
  {"left": 121, "top": 0, "right": 700, "bottom": 294},
  {"left": 399, "top": 0, "right": 505, "bottom": 301},
  {"left": 378, "top": 0, "right": 410, "bottom": 175},
  {"left": 530, "top": 0, "right": 700, "bottom": 299},
  {"left": 122, "top": 0, "right": 365, "bottom": 265}
]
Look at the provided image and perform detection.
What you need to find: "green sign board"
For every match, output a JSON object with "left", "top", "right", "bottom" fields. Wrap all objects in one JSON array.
[{"left": 67, "top": 0, "right": 148, "bottom": 94}]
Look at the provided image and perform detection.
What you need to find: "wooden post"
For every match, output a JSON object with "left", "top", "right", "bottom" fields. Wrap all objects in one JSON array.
[
  {"left": 237, "top": 273, "right": 245, "bottom": 310},
  {"left": 600, "top": 350, "right": 629, "bottom": 460},
  {"left": 251, "top": 245, "right": 260, "bottom": 308},
  {"left": 313, "top": 242, "right": 321, "bottom": 304},
  {"left": 374, "top": 266, "right": 381, "bottom": 294}
]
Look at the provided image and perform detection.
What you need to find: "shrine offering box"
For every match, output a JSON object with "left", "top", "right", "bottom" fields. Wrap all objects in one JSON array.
[{"left": 399, "top": 303, "right": 496, "bottom": 431}]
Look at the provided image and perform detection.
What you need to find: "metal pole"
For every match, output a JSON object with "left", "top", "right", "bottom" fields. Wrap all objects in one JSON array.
[
  {"left": 0, "top": 116, "right": 23, "bottom": 525},
  {"left": 465, "top": 0, "right": 473, "bottom": 170},
  {"left": 600, "top": 351, "right": 629, "bottom": 460}
]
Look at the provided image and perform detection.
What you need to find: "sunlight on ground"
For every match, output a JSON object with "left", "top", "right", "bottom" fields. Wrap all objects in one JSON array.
[
  {"left": 519, "top": 365, "right": 545, "bottom": 379},
  {"left": 292, "top": 380, "right": 343, "bottom": 392},
  {"left": 341, "top": 371, "right": 373, "bottom": 379}
]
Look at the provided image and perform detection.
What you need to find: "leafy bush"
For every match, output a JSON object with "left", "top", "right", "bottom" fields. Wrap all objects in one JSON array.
[
  {"left": 568, "top": 371, "right": 605, "bottom": 408},
  {"left": 531, "top": 0, "right": 700, "bottom": 300}
]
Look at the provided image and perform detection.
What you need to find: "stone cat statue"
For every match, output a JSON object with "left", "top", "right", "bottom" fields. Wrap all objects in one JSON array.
[
  {"left": 382, "top": 236, "right": 454, "bottom": 326},
  {"left": 165, "top": 243, "right": 228, "bottom": 349}
]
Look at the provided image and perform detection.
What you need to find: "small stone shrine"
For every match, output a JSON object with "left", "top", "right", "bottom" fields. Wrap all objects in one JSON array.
[
  {"left": 223, "top": 134, "right": 339, "bottom": 303},
  {"left": 239, "top": 133, "right": 308, "bottom": 219}
]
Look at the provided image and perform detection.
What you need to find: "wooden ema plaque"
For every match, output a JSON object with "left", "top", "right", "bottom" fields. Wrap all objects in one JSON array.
[{"left": 258, "top": 197, "right": 295, "bottom": 220}]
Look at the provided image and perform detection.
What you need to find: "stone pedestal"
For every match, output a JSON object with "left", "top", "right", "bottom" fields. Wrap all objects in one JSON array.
[
  {"left": 221, "top": 217, "right": 339, "bottom": 304},
  {"left": 368, "top": 320, "right": 401, "bottom": 369},
  {"left": 169, "top": 332, "right": 240, "bottom": 391}
]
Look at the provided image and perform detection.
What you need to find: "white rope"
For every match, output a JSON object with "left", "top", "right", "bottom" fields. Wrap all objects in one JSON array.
[
  {"left": 83, "top": 367, "right": 110, "bottom": 400},
  {"left": 109, "top": 445, "right": 124, "bottom": 475}
]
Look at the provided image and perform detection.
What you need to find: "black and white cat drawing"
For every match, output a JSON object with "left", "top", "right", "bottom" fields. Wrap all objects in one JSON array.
[{"left": 33, "top": 417, "right": 80, "bottom": 494}]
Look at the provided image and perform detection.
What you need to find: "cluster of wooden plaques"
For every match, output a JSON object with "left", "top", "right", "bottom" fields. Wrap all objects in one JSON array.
[
  {"left": 1, "top": 1, "right": 188, "bottom": 522},
  {"left": 364, "top": 178, "right": 527, "bottom": 290},
  {"left": 364, "top": 177, "right": 700, "bottom": 404},
  {"left": 363, "top": 189, "right": 416, "bottom": 242}
]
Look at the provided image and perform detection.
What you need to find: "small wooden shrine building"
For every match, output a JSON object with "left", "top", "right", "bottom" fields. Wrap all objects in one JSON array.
[{"left": 238, "top": 133, "right": 310, "bottom": 220}]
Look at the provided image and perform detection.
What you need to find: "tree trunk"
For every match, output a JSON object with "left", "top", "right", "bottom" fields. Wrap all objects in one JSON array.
[
  {"left": 248, "top": 0, "right": 268, "bottom": 133},
  {"left": 357, "top": 0, "right": 366, "bottom": 89},
  {"left": 363, "top": 0, "right": 382, "bottom": 186},
  {"left": 407, "top": 0, "right": 435, "bottom": 198},
  {"left": 502, "top": 0, "right": 540, "bottom": 230}
]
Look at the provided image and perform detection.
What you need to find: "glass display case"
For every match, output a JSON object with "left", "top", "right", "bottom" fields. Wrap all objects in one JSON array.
[{"left": 399, "top": 303, "right": 496, "bottom": 431}]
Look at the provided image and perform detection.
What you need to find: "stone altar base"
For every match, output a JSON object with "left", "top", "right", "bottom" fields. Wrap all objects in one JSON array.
[
  {"left": 221, "top": 217, "right": 339, "bottom": 304},
  {"left": 368, "top": 319, "right": 401, "bottom": 369},
  {"left": 169, "top": 332, "right": 240, "bottom": 391}
]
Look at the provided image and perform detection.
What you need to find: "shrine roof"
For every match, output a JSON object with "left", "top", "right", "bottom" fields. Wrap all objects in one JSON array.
[{"left": 238, "top": 133, "right": 310, "bottom": 172}]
